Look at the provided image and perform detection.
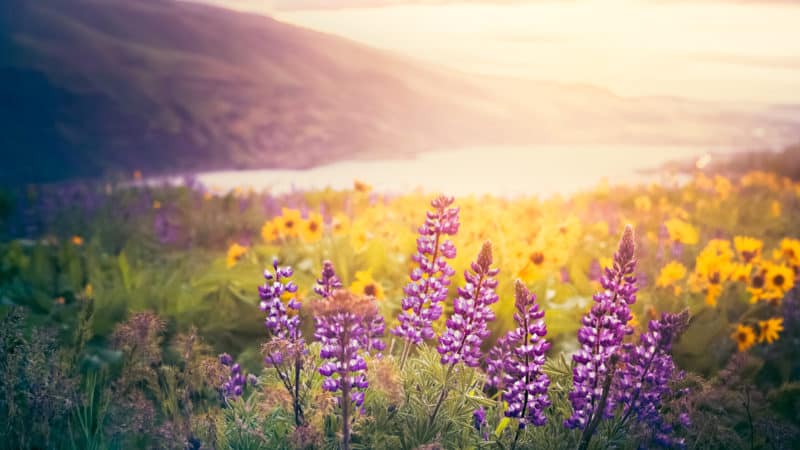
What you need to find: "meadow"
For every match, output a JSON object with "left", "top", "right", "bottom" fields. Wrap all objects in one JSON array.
[{"left": 1, "top": 168, "right": 799, "bottom": 449}]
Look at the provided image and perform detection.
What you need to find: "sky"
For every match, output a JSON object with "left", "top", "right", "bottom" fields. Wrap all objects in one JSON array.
[{"left": 196, "top": 0, "right": 800, "bottom": 103}]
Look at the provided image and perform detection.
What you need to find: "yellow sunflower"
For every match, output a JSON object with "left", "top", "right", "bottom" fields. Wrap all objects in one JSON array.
[
  {"left": 350, "top": 270, "right": 384, "bottom": 300},
  {"left": 777, "top": 238, "right": 800, "bottom": 268},
  {"left": 656, "top": 261, "right": 687, "bottom": 295},
  {"left": 746, "top": 268, "right": 783, "bottom": 304},
  {"left": 733, "top": 236, "right": 762, "bottom": 264},
  {"left": 300, "top": 212, "right": 324, "bottom": 244},
  {"left": 330, "top": 213, "right": 351, "bottom": 236},
  {"left": 277, "top": 208, "right": 303, "bottom": 239},
  {"left": 731, "top": 324, "right": 756, "bottom": 352},
  {"left": 354, "top": 179, "right": 372, "bottom": 193},
  {"left": 757, "top": 318, "right": 783, "bottom": 344},
  {"left": 226, "top": 243, "right": 248, "bottom": 268},
  {"left": 628, "top": 312, "right": 640, "bottom": 330},
  {"left": 350, "top": 223, "right": 370, "bottom": 253},
  {"left": 729, "top": 263, "right": 752, "bottom": 283},
  {"left": 664, "top": 218, "right": 699, "bottom": 245},
  {"left": 261, "top": 219, "right": 281, "bottom": 243},
  {"left": 634, "top": 195, "right": 652, "bottom": 212},
  {"left": 765, "top": 263, "right": 794, "bottom": 294}
]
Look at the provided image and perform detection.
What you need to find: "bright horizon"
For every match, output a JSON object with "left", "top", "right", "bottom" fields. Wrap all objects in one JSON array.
[{"left": 197, "top": 0, "right": 800, "bottom": 104}]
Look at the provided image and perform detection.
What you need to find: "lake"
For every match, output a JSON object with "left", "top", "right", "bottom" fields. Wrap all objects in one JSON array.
[{"left": 186, "top": 145, "right": 739, "bottom": 197}]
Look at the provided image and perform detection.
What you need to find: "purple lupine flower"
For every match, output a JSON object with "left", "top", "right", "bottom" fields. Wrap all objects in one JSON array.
[
  {"left": 393, "top": 195, "right": 460, "bottom": 348},
  {"left": 473, "top": 407, "right": 489, "bottom": 441},
  {"left": 495, "top": 281, "right": 551, "bottom": 428},
  {"left": 259, "top": 258, "right": 301, "bottom": 341},
  {"left": 313, "top": 290, "right": 384, "bottom": 450},
  {"left": 486, "top": 335, "right": 508, "bottom": 389},
  {"left": 438, "top": 241, "right": 499, "bottom": 368},
  {"left": 565, "top": 225, "right": 637, "bottom": 431},
  {"left": 614, "top": 310, "right": 689, "bottom": 449},
  {"left": 219, "top": 355, "right": 247, "bottom": 399},
  {"left": 314, "top": 260, "right": 342, "bottom": 298},
  {"left": 313, "top": 261, "right": 385, "bottom": 356},
  {"left": 219, "top": 353, "right": 234, "bottom": 366},
  {"left": 314, "top": 290, "right": 382, "bottom": 407}
]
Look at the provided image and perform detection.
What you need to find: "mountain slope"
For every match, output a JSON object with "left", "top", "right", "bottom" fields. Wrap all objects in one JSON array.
[{"left": 0, "top": 0, "right": 797, "bottom": 184}]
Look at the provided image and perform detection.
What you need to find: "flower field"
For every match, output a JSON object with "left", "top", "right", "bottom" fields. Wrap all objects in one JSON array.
[{"left": 1, "top": 169, "right": 799, "bottom": 449}]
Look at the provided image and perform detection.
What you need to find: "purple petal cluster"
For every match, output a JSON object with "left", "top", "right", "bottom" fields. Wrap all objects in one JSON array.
[
  {"left": 614, "top": 311, "right": 689, "bottom": 448},
  {"left": 438, "top": 241, "right": 499, "bottom": 368},
  {"left": 219, "top": 353, "right": 251, "bottom": 399},
  {"left": 313, "top": 262, "right": 385, "bottom": 356},
  {"left": 565, "top": 225, "right": 638, "bottom": 430},
  {"left": 393, "top": 195, "right": 460, "bottom": 344},
  {"left": 473, "top": 407, "right": 489, "bottom": 441},
  {"left": 314, "top": 291, "right": 384, "bottom": 410},
  {"left": 490, "top": 281, "right": 551, "bottom": 428},
  {"left": 314, "top": 260, "right": 342, "bottom": 298},
  {"left": 259, "top": 258, "right": 301, "bottom": 341}
]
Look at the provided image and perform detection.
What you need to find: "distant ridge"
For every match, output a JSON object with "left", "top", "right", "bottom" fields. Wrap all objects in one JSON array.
[{"left": 1, "top": 0, "right": 797, "bottom": 184}]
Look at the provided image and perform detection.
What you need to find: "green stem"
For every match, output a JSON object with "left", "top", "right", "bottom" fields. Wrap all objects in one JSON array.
[
  {"left": 428, "top": 365, "right": 455, "bottom": 427},
  {"left": 577, "top": 358, "right": 617, "bottom": 450}
]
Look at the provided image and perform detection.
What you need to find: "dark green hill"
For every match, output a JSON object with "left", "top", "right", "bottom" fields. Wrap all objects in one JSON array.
[{"left": 1, "top": 0, "right": 797, "bottom": 184}]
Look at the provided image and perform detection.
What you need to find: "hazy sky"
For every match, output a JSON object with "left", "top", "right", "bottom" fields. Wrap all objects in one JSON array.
[{"left": 198, "top": 0, "right": 800, "bottom": 103}]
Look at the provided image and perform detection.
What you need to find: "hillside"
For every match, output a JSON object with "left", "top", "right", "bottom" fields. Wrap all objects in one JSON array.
[{"left": 1, "top": 0, "right": 797, "bottom": 184}]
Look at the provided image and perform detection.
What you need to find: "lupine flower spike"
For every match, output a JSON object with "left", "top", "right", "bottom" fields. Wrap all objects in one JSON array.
[
  {"left": 258, "top": 258, "right": 306, "bottom": 425},
  {"left": 314, "top": 260, "right": 342, "bottom": 298},
  {"left": 314, "top": 261, "right": 386, "bottom": 356},
  {"left": 314, "top": 290, "right": 384, "bottom": 450},
  {"left": 219, "top": 353, "right": 253, "bottom": 399},
  {"left": 487, "top": 280, "right": 550, "bottom": 450},
  {"left": 431, "top": 241, "right": 499, "bottom": 424},
  {"left": 613, "top": 310, "right": 690, "bottom": 448},
  {"left": 393, "top": 195, "right": 460, "bottom": 368},
  {"left": 566, "top": 225, "right": 638, "bottom": 450},
  {"left": 259, "top": 257, "right": 302, "bottom": 341}
]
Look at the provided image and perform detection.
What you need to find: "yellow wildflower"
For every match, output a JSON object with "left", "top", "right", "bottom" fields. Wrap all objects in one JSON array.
[
  {"left": 330, "top": 213, "right": 351, "bottom": 236},
  {"left": 261, "top": 219, "right": 281, "bottom": 243},
  {"left": 628, "top": 312, "right": 640, "bottom": 330},
  {"left": 634, "top": 195, "right": 652, "bottom": 212},
  {"left": 757, "top": 318, "right": 783, "bottom": 344},
  {"left": 300, "top": 212, "right": 324, "bottom": 244},
  {"left": 71, "top": 235, "right": 84, "bottom": 246},
  {"left": 277, "top": 208, "right": 303, "bottom": 239},
  {"left": 226, "top": 243, "right": 248, "bottom": 268},
  {"left": 713, "top": 175, "right": 733, "bottom": 199},
  {"left": 664, "top": 218, "right": 699, "bottom": 245},
  {"left": 731, "top": 324, "right": 756, "bottom": 352},
  {"left": 690, "top": 239, "right": 735, "bottom": 306},
  {"left": 733, "top": 236, "right": 762, "bottom": 264},
  {"left": 776, "top": 238, "right": 800, "bottom": 268},
  {"left": 730, "top": 263, "right": 752, "bottom": 283},
  {"left": 354, "top": 179, "right": 372, "bottom": 193},
  {"left": 152, "top": 200, "right": 161, "bottom": 209},
  {"left": 656, "top": 261, "right": 687, "bottom": 295},
  {"left": 765, "top": 263, "right": 794, "bottom": 295},
  {"left": 350, "top": 270, "right": 384, "bottom": 300},
  {"left": 350, "top": 223, "right": 370, "bottom": 252}
]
